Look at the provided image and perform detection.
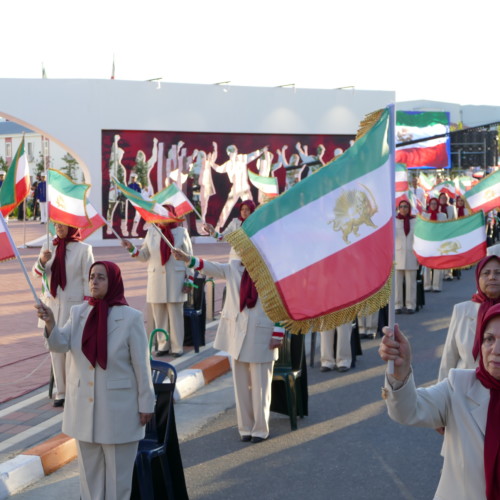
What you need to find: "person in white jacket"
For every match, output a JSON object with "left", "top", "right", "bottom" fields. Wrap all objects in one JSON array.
[{"left": 379, "top": 305, "right": 500, "bottom": 500}]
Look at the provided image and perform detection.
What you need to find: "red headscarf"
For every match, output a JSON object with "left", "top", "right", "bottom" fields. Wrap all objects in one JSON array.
[
  {"left": 238, "top": 200, "right": 256, "bottom": 222},
  {"left": 239, "top": 264, "right": 258, "bottom": 312},
  {"left": 81, "top": 261, "right": 128, "bottom": 370},
  {"left": 159, "top": 205, "right": 179, "bottom": 266},
  {"left": 456, "top": 196, "right": 466, "bottom": 218},
  {"left": 473, "top": 304, "right": 500, "bottom": 500},
  {"left": 50, "top": 226, "right": 81, "bottom": 298},
  {"left": 472, "top": 256, "right": 500, "bottom": 360},
  {"left": 425, "top": 197, "right": 440, "bottom": 221},
  {"left": 395, "top": 200, "right": 415, "bottom": 236}
]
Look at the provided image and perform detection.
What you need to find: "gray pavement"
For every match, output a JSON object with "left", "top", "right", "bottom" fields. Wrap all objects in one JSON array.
[{"left": 11, "top": 267, "right": 476, "bottom": 499}]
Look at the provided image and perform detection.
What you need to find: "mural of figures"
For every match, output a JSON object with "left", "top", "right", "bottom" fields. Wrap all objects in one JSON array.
[{"left": 101, "top": 130, "right": 353, "bottom": 239}]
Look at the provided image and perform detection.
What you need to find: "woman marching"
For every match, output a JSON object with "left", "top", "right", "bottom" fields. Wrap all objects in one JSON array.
[{"left": 35, "top": 261, "right": 155, "bottom": 500}]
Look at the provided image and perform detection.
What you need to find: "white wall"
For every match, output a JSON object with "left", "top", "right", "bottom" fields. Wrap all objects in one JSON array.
[{"left": 0, "top": 79, "right": 395, "bottom": 239}]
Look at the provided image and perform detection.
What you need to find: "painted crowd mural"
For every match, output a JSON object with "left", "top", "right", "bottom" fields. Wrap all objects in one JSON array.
[{"left": 101, "top": 130, "right": 354, "bottom": 238}]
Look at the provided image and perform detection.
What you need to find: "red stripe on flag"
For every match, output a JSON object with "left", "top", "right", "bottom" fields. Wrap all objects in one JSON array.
[
  {"left": 48, "top": 204, "right": 89, "bottom": 228},
  {"left": 175, "top": 200, "right": 194, "bottom": 217},
  {"left": 15, "top": 178, "right": 30, "bottom": 204},
  {"left": 470, "top": 197, "right": 500, "bottom": 215},
  {"left": 415, "top": 243, "right": 486, "bottom": 270},
  {"left": 396, "top": 143, "right": 448, "bottom": 169},
  {"left": 79, "top": 213, "right": 107, "bottom": 240},
  {"left": 274, "top": 220, "right": 393, "bottom": 320},
  {"left": 0, "top": 232, "right": 15, "bottom": 262}
]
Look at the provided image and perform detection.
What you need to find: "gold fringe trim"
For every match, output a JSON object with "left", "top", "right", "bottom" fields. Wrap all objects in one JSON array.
[
  {"left": 226, "top": 228, "right": 393, "bottom": 335},
  {"left": 355, "top": 109, "right": 385, "bottom": 141}
]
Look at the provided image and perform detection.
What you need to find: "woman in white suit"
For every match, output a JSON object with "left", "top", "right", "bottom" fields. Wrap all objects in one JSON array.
[
  {"left": 123, "top": 212, "right": 194, "bottom": 357},
  {"left": 36, "top": 261, "right": 155, "bottom": 500},
  {"left": 379, "top": 307, "right": 500, "bottom": 500},
  {"left": 438, "top": 255, "right": 500, "bottom": 381},
  {"left": 173, "top": 249, "right": 283, "bottom": 443},
  {"left": 32, "top": 223, "right": 94, "bottom": 406},
  {"left": 395, "top": 199, "right": 418, "bottom": 314}
]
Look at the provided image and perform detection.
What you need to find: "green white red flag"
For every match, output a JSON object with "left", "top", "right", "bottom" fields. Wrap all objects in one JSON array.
[
  {"left": 48, "top": 169, "right": 91, "bottom": 228},
  {"left": 247, "top": 169, "right": 279, "bottom": 198},
  {"left": 0, "top": 138, "right": 30, "bottom": 217},
  {"left": 152, "top": 183, "right": 194, "bottom": 217},
  {"left": 113, "top": 178, "right": 182, "bottom": 224},
  {"left": 432, "top": 180, "right": 456, "bottom": 199},
  {"left": 226, "top": 108, "right": 394, "bottom": 333},
  {"left": 395, "top": 163, "right": 409, "bottom": 206},
  {"left": 0, "top": 212, "right": 16, "bottom": 262},
  {"left": 418, "top": 172, "right": 435, "bottom": 192},
  {"left": 413, "top": 211, "right": 486, "bottom": 269},
  {"left": 395, "top": 111, "right": 450, "bottom": 169},
  {"left": 463, "top": 170, "right": 500, "bottom": 214},
  {"left": 79, "top": 202, "right": 107, "bottom": 240}
]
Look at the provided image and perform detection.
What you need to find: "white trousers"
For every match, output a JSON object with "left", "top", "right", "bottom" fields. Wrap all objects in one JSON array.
[
  {"left": 232, "top": 359, "right": 274, "bottom": 439},
  {"left": 77, "top": 440, "right": 138, "bottom": 500},
  {"left": 39, "top": 202, "right": 47, "bottom": 222},
  {"left": 358, "top": 311, "right": 379, "bottom": 335},
  {"left": 150, "top": 302, "right": 184, "bottom": 354},
  {"left": 320, "top": 323, "right": 352, "bottom": 370},
  {"left": 395, "top": 269, "right": 417, "bottom": 310},
  {"left": 423, "top": 267, "right": 443, "bottom": 291},
  {"left": 50, "top": 351, "right": 67, "bottom": 400}
]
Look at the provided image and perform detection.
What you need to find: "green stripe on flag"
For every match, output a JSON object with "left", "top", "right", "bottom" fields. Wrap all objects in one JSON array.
[
  {"left": 396, "top": 111, "right": 448, "bottom": 127},
  {"left": 0, "top": 138, "right": 25, "bottom": 208},
  {"left": 153, "top": 184, "right": 178, "bottom": 204},
  {"left": 465, "top": 169, "right": 500, "bottom": 198},
  {"left": 414, "top": 211, "right": 484, "bottom": 241},
  {"left": 242, "top": 108, "right": 390, "bottom": 238},
  {"left": 48, "top": 169, "right": 89, "bottom": 200}
]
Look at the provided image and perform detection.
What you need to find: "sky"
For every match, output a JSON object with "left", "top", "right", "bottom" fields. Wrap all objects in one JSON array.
[{"left": 3, "top": 0, "right": 500, "bottom": 107}]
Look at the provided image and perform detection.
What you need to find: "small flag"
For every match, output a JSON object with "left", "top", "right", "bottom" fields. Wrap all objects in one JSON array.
[
  {"left": 79, "top": 202, "right": 107, "bottom": 240},
  {"left": 153, "top": 183, "right": 195, "bottom": 217},
  {"left": 226, "top": 107, "right": 394, "bottom": 333},
  {"left": 464, "top": 169, "right": 500, "bottom": 214},
  {"left": 418, "top": 172, "right": 435, "bottom": 192},
  {"left": 432, "top": 180, "right": 456, "bottom": 199},
  {"left": 0, "top": 138, "right": 31, "bottom": 217},
  {"left": 113, "top": 178, "right": 182, "bottom": 224},
  {"left": 247, "top": 169, "right": 279, "bottom": 198},
  {"left": 47, "top": 169, "right": 91, "bottom": 228},
  {"left": 0, "top": 213, "right": 15, "bottom": 262},
  {"left": 395, "top": 164, "right": 409, "bottom": 206},
  {"left": 407, "top": 189, "right": 423, "bottom": 214},
  {"left": 413, "top": 211, "right": 486, "bottom": 269}
]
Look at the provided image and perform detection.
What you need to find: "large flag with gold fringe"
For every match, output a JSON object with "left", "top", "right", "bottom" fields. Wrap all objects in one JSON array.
[{"left": 226, "top": 108, "right": 394, "bottom": 333}]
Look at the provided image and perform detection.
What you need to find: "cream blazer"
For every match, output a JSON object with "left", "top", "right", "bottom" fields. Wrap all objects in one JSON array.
[
  {"left": 32, "top": 241, "right": 94, "bottom": 325},
  {"left": 135, "top": 226, "right": 193, "bottom": 303},
  {"left": 385, "top": 369, "right": 489, "bottom": 500},
  {"left": 395, "top": 217, "right": 418, "bottom": 270},
  {"left": 438, "top": 300, "right": 479, "bottom": 381},
  {"left": 202, "top": 260, "right": 278, "bottom": 363},
  {"left": 47, "top": 303, "right": 155, "bottom": 444}
]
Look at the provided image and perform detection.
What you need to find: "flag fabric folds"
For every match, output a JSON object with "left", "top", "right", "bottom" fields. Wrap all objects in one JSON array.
[
  {"left": 79, "top": 203, "right": 107, "bottom": 240},
  {"left": 395, "top": 163, "right": 409, "bottom": 206},
  {"left": 113, "top": 178, "right": 182, "bottom": 224},
  {"left": 395, "top": 111, "right": 450, "bottom": 169},
  {"left": 464, "top": 170, "right": 500, "bottom": 214},
  {"left": 226, "top": 108, "right": 394, "bottom": 333},
  {"left": 247, "top": 170, "right": 279, "bottom": 198},
  {"left": 0, "top": 138, "right": 30, "bottom": 217},
  {"left": 152, "top": 183, "right": 195, "bottom": 217},
  {"left": 47, "top": 169, "right": 91, "bottom": 228},
  {"left": 413, "top": 211, "right": 486, "bottom": 269},
  {"left": 0, "top": 213, "right": 16, "bottom": 262}
]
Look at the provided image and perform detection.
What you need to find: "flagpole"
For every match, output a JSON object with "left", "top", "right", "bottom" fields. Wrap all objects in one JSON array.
[
  {"left": 152, "top": 223, "right": 176, "bottom": 250},
  {"left": 388, "top": 103, "right": 396, "bottom": 375},
  {"left": 0, "top": 212, "right": 41, "bottom": 305},
  {"left": 45, "top": 159, "right": 50, "bottom": 248}
]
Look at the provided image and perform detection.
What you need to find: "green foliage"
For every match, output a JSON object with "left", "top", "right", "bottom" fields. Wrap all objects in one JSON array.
[
  {"left": 0, "top": 156, "right": 8, "bottom": 174},
  {"left": 60, "top": 153, "right": 80, "bottom": 181},
  {"left": 34, "top": 153, "right": 46, "bottom": 177},
  {"left": 133, "top": 151, "right": 148, "bottom": 188}
]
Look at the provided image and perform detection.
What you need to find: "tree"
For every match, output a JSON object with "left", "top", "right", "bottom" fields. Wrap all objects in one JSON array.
[
  {"left": 34, "top": 153, "right": 46, "bottom": 177},
  {"left": 60, "top": 153, "right": 80, "bottom": 180},
  {"left": 0, "top": 156, "right": 8, "bottom": 174}
]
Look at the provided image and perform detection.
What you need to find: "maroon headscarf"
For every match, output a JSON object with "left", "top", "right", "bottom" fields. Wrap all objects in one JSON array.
[
  {"left": 395, "top": 200, "right": 415, "bottom": 236},
  {"left": 81, "top": 261, "right": 128, "bottom": 370},
  {"left": 238, "top": 200, "right": 256, "bottom": 222},
  {"left": 159, "top": 204, "right": 179, "bottom": 266},
  {"left": 473, "top": 304, "right": 500, "bottom": 500},
  {"left": 425, "top": 197, "right": 440, "bottom": 221},
  {"left": 239, "top": 264, "right": 258, "bottom": 312},
  {"left": 50, "top": 226, "right": 81, "bottom": 298},
  {"left": 472, "top": 256, "right": 500, "bottom": 360},
  {"left": 438, "top": 192, "right": 450, "bottom": 215},
  {"left": 456, "top": 196, "right": 466, "bottom": 218}
]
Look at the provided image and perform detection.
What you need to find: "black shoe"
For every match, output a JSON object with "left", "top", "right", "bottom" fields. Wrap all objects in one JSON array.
[
  {"left": 53, "top": 398, "right": 65, "bottom": 408},
  {"left": 156, "top": 350, "right": 169, "bottom": 357},
  {"left": 251, "top": 437, "right": 266, "bottom": 443},
  {"left": 337, "top": 366, "right": 349, "bottom": 373},
  {"left": 240, "top": 435, "right": 251, "bottom": 442},
  {"left": 320, "top": 366, "right": 333, "bottom": 372},
  {"left": 395, "top": 309, "right": 403, "bottom": 314},
  {"left": 405, "top": 309, "right": 415, "bottom": 314},
  {"left": 171, "top": 352, "right": 183, "bottom": 358}
]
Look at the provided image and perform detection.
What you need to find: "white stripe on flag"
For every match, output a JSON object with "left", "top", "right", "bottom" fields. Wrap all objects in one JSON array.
[{"left": 413, "top": 226, "right": 485, "bottom": 257}]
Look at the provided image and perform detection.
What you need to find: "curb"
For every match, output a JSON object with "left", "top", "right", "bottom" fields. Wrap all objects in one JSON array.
[{"left": 0, "top": 352, "right": 232, "bottom": 499}]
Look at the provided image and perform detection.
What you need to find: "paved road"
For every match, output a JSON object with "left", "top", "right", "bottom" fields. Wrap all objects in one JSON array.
[{"left": 11, "top": 266, "right": 475, "bottom": 499}]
